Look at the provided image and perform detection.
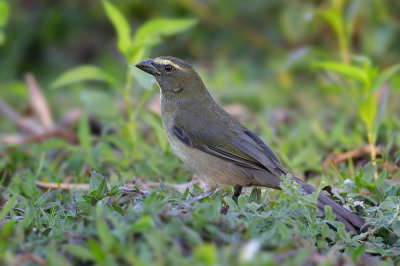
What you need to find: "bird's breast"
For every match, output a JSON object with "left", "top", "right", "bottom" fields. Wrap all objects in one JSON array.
[{"left": 161, "top": 113, "right": 260, "bottom": 190}]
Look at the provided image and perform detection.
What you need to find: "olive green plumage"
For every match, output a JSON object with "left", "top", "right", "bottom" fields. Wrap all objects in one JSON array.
[{"left": 135, "top": 56, "right": 365, "bottom": 234}]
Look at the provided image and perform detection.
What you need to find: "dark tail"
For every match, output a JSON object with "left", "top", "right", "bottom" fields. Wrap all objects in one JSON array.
[{"left": 293, "top": 176, "right": 365, "bottom": 234}]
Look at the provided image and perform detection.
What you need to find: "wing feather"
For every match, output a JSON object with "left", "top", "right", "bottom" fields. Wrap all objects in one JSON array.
[{"left": 172, "top": 124, "right": 285, "bottom": 176}]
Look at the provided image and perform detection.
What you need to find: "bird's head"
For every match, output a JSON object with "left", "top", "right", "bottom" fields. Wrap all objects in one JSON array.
[{"left": 135, "top": 56, "right": 207, "bottom": 98}]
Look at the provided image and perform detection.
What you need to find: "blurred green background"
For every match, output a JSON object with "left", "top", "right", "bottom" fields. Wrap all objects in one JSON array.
[{"left": 1, "top": 1, "right": 400, "bottom": 265}]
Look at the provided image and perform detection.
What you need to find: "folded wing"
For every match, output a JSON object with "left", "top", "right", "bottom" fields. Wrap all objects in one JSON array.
[{"left": 172, "top": 125, "right": 285, "bottom": 176}]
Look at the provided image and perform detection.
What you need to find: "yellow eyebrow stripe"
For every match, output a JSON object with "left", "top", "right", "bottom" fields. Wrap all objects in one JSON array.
[{"left": 154, "top": 59, "right": 183, "bottom": 70}]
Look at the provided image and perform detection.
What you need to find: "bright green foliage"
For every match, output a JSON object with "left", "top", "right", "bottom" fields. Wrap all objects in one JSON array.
[
  {"left": 50, "top": 1, "right": 197, "bottom": 155},
  {"left": 359, "top": 94, "right": 377, "bottom": 132},
  {"left": 130, "top": 18, "right": 197, "bottom": 64},
  {"left": 314, "top": 59, "right": 400, "bottom": 135},
  {"left": 101, "top": 0, "right": 132, "bottom": 56},
  {"left": 314, "top": 58, "right": 400, "bottom": 164},
  {"left": 51, "top": 65, "right": 117, "bottom": 89},
  {"left": 0, "top": 0, "right": 9, "bottom": 45},
  {"left": 1, "top": 173, "right": 399, "bottom": 265}
]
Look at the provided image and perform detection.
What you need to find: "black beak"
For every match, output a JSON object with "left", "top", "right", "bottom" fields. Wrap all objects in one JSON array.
[{"left": 135, "top": 59, "right": 161, "bottom": 76}]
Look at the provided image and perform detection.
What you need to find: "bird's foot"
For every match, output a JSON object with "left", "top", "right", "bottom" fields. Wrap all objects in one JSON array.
[{"left": 232, "top": 185, "right": 243, "bottom": 203}]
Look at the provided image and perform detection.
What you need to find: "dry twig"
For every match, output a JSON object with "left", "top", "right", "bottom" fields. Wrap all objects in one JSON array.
[
  {"left": 1, "top": 129, "right": 78, "bottom": 145},
  {"left": 0, "top": 97, "right": 43, "bottom": 134},
  {"left": 1, "top": 73, "right": 80, "bottom": 145},
  {"left": 25, "top": 73, "right": 55, "bottom": 131},
  {"left": 323, "top": 145, "right": 381, "bottom": 168},
  {"left": 12, "top": 253, "right": 46, "bottom": 266},
  {"left": 35, "top": 177, "right": 206, "bottom": 194},
  {"left": 35, "top": 180, "right": 90, "bottom": 191}
]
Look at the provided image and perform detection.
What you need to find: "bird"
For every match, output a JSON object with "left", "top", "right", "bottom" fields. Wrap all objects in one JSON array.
[{"left": 135, "top": 56, "right": 365, "bottom": 234}]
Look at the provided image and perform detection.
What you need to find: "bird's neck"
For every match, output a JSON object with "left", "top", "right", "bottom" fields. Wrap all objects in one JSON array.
[{"left": 160, "top": 85, "right": 213, "bottom": 124}]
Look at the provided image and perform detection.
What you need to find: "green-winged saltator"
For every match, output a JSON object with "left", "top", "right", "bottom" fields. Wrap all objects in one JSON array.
[{"left": 136, "top": 56, "right": 365, "bottom": 234}]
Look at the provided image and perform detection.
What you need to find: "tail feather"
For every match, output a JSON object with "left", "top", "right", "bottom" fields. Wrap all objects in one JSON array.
[{"left": 293, "top": 176, "right": 365, "bottom": 234}]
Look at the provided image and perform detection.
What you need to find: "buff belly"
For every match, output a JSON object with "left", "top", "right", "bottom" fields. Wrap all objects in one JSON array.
[{"left": 164, "top": 128, "right": 264, "bottom": 190}]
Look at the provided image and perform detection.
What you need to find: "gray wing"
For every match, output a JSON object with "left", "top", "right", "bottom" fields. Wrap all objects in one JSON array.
[{"left": 172, "top": 125, "right": 286, "bottom": 176}]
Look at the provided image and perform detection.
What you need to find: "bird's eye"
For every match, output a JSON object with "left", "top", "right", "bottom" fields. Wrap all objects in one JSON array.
[{"left": 164, "top": 65, "right": 173, "bottom": 72}]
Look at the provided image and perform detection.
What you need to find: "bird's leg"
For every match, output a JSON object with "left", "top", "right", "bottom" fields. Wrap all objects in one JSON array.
[{"left": 232, "top": 185, "right": 243, "bottom": 203}]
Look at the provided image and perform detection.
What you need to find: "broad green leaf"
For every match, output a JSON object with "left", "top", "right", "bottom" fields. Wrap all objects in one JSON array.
[
  {"left": 276, "top": 221, "right": 290, "bottom": 241},
  {"left": 94, "top": 178, "right": 107, "bottom": 199},
  {"left": 359, "top": 94, "right": 377, "bottom": 130},
  {"left": 261, "top": 189, "right": 269, "bottom": 205},
  {"left": 97, "top": 219, "right": 113, "bottom": 250},
  {"left": 313, "top": 61, "right": 369, "bottom": 87},
  {"left": 22, "top": 203, "right": 34, "bottom": 229},
  {"left": 64, "top": 245, "right": 93, "bottom": 261},
  {"left": 238, "top": 195, "right": 248, "bottom": 210},
  {"left": 111, "top": 203, "right": 124, "bottom": 215},
  {"left": 223, "top": 196, "right": 238, "bottom": 210},
  {"left": 393, "top": 219, "right": 400, "bottom": 237},
  {"left": 0, "top": 31, "right": 4, "bottom": 46},
  {"left": 129, "top": 45, "right": 151, "bottom": 66},
  {"left": 117, "top": 172, "right": 124, "bottom": 187},
  {"left": 1, "top": 194, "right": 18, "bottom": 219},
  {"left": 373, "top": 85, "right": 389, "bottom": 141},
  {"left": 52, "top": 65, "right": 117, "bottom": 89},
  {"left": 351, "top": 243, "right": 366, "bottom": 262},
  {"left": 87, "top": 238, "right": 106, "bottom": 263},
  {"left": 324, "top": 205, "right": 335, "bottom": 221},
  {"left": 0, "top": 220, "right": 15, "bottom": 238},
  {"left": 101, "top": 0, "right": 131, "bottom": 54},
  {"left": 132, "top": 18, "right": 197, "bottom": 48},
  {"left": 34, "top": 191, "right": 51, "bottom": 207},
  {"left": 249, "top": 187, "right": 261, "bottom": 204},
  {"left": 319, "top": 7, "right": 342, "bottom": 37},
  {"left": 129, "top": 18, "right": 196, "bottom": 63},
  {"left": 319, "top": 5, "right": 348, "bottom": 63},
  {"left": 363, "top": 165, "right": 377, "bottom": 183},
  {"left": 89, "top": 171, "right": 105, "bottom": 193},
  {"left": 75, "top": 201, "right": 92, "bottom": 209},
  {"left": 194, "top": 244, "right": 216, "bottom": 265},
  {"left": 20, "top": 183, "right": 33, "bottom": 198},
  {"left": 131, "top": 215, "right": 153, "bottom": 232},
  {"left": 374, "top": 170, "right": 387, "bottom": 188},
  {"left": 371, "top": 63, "right": 400, "bottom": 92},
  {"left": 0, "top": 1, "right": 9, "bottom": 27},
  {"left": 78, "top": 111, "right": 93, "bottom": 165},
  {"left": 354, "top": 168, "right": 363, "bottom": 190}
]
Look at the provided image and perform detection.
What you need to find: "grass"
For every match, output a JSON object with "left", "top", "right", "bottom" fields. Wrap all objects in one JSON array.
[{"left": 1, "top": 165, "right": 400, "bottom": 265}]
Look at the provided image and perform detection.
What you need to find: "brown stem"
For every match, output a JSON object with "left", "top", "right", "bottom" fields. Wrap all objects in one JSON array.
[{"left": 0, "top": 97, "right": 43, "bottom": 134}]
